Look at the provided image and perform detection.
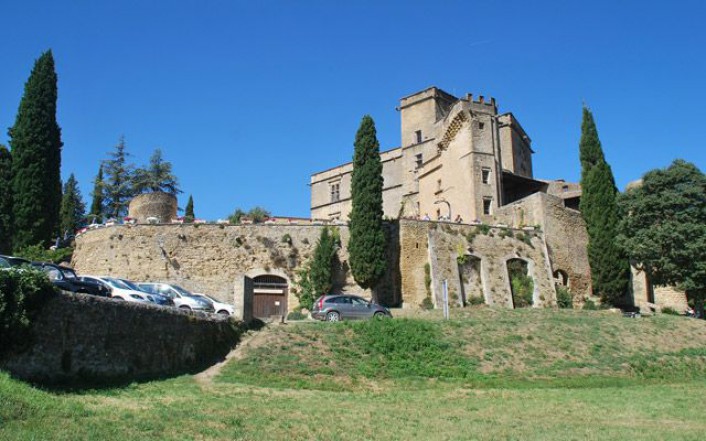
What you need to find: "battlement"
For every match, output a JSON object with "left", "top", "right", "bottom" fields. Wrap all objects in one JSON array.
[{"left": 463, "top": 93, "right": 497, "bottom": 114}]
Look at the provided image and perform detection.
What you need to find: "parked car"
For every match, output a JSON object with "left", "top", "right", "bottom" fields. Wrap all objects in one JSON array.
[
  {"left": 117, "top": 278, "right": 174, "bottom": 306},
  {"left": 0, "top": 256, "right": 10, "bottom": 268},
  {"left": 311, "top": 295, "right": 392, "bottom": 321},
  {"left": 80, "top": 275, "right": 154, "bottom": 303},
  {"left": 137, "top": 282, "right": 214, "bottom": 312},
  {"left": 31, "top": 262, "right": 111, "bottom": 297},
  {"left": 193, "top": 293, "right": 235, "bottom": 316},
  {"left": 0, "top": 254, "right": 32, "bottom": 267}
]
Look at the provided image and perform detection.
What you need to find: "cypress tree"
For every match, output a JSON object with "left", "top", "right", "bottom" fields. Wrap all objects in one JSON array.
[
  {"left": 59, "top": 174, "right": 86, "bottom": 238},
  {"left": 9, "top": 50, "right": 63, "bottom": 248},
  {"left": 0, "top": 145, "right": 13, "bottom": 253},
  {"left": 102, "top": 136, "right": 134, "bottom": 219},
  {"left": 184, "top": 195, "right": 194, "bottom": 223},
  {"left": 89, "top": 165, "right": 105, "bottom": 223},
  {"left": 310, "top": 227, "right": 338, "bottom": 297},
  {"left": 578, "top": 107, "right": 630, "bottom": 305},
  {"left": 348, "top": 115, "right": 386, "bottom": 293}
]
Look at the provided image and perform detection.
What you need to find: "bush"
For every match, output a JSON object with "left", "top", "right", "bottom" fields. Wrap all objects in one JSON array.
[
  {"left": 14, "top": 245, "right": 73, "bottom": 264},
  {"left": 583, "top": 298, "right": 598, "bottom": 310},
  {"left": 286, "top": 310, "right": 307, "bottom": 321},
  {"left": 466, "top": 296, "right": 485, "bottom": 306},
  {"left": 661, "top": 306, "right": 680, "bottom": 316},
  {"left": 420, "top": 296, "right": 434, "bottom": 310},
  {"left": 0, "top": 268, "right": 56, "bottom": 356},
  {"left": 556, "top": 285, "right": 573, "bottom": 309}
]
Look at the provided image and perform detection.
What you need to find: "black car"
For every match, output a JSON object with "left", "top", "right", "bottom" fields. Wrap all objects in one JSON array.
[
  {"left": 31, "top": 262, "right": 111, "bottom": 297},
  {"left": 0, "top": 254, "right": 32, "bottom": 267}
]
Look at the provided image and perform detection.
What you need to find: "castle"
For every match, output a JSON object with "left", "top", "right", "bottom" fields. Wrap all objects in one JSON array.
[{"left": 311, "top": 87, "right": 581, "bottom": 223}]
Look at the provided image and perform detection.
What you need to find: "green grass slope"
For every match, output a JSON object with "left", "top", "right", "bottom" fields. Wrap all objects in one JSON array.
[{"left": 2, "top": 309, "right": 706, "bottom": 440}]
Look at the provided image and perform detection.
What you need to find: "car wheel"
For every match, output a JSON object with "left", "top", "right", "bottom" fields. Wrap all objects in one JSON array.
[
  {"left": 326, "top": 311, "right": 340, "bottom": 322},
  {"left": 374, "top": 312, "right": 387, "bottom": 319},
  {"left": 217, "top": 310, "right": 230, "bottom": 316}
]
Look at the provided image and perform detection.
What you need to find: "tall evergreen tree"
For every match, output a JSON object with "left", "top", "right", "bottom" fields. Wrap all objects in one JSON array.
[
  {"left": 348, "top": 115, "right": 386, "bottom": 293},
  {"left": 59, "top": 174, "right": 85, "bottom": 238},
  {"left": 89, "top": 165, "right": 105, "bottom": 223},
  {"left": 0, "top": 145, "right": 13, "bottom": 253},
  {"left": 102, "top": 136, "right": 134, "bottom": 219},
  {"left": 132, "top": 148, "right": 180, "bottom": 195},
  {"left": 310, "top": 227, "right": 338, "bottom": 297},
  {"left": 184, "top": 194, "right": 194, "bottom": 223},
  {"left": 9, "top": 50, "right": 63, "bottom": 248},
  {"left": 578, "top": 107, "right": 630, "bottom": 305}
]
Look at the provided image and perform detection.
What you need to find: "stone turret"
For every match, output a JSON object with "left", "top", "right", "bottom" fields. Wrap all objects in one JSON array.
[{"left": 128, "top": 192, "right": 177, "bottom": 224}]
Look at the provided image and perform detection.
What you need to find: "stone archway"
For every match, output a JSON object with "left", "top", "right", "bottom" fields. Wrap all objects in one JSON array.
[
  {"left": 553, "top": 269, "right": 569, "bottom": 288},
  {"left": 458, "top": 254, "right": 483, "bottom": 305},
  {"left": 506, "top": 258, "right": 534, "bottom": 309},
  {"left": 251, "top": 274, "right": 288, "bottom": 319}
]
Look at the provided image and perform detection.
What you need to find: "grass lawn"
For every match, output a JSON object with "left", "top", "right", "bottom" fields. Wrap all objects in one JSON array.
[{"left": 2, "top": 308, "right": 706, "bottom": 440}]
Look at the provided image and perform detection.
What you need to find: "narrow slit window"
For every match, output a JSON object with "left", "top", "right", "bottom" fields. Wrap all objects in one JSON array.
[
  {"left": 483, "top": 199, "right": 492, "bottom": 215},
  {"left": 481, "top": 168, "right": 491, "bottom": 184},
  {"left": 415, "top": 130, "right": 422, "bottom": 144},
  {"left": 330, "top": 182, "right": 340, "bottom": 203}
]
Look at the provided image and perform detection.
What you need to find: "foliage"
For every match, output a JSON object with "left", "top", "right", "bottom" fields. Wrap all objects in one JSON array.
[
  {"left": 477, "top": 224, "right": 491, "bottom": 235},
  {"left": 184, "top": 194, "right": 194, "bottom": 223},
  {"left": 281, "top": 233, "right": 292, "bottom": 244},
  {"left": 348, "top": 115, "right": 386, "bottom": 291},
  {"left": 507, "top": 259, "right": 533, "bottom": 308},
  {"left": 0, "top": 268, "right": 56, "bottom": 355},
  {"left": 228, "top": 206, "right": 271, "bottom": 224},
  {"left": 102, "top": 136, "right": 135, "bottom": 218},
  {"left": 286, "top": 310, "right": 307, "bottom": 321},
  {"left": 309, "top": 227, "right": 338, "bottom": 298},
  {"left": 59, "top": 174, "right": 86, "bottom": 237},
  {"left": 661, "top": 307, "right": 680, "bottom": 316},
  {"left": 0, "top": 145, "right": 13, "bottom": 253},
  {"left": 9, "top": 50, "right": 63, "bottom": 248},
  {"left": 578, "top": 107, "right": 630, "bottom": 306},
  {"left": 583, "top": 298, "right": 598, "bottom": 310},
  {"left": 89, "top": 165, "right": 104, "bottom": 223},
  {"left": 132, "top": 148, "right": 181, "bottom": 196},
  {"left": 420, "top": 296, "right": 434, "bottom": 310},
  {"left": 618, "top": 159, "right": 706, "bottom": 318},
  {"left": 294, "top": 262, "right": 316, "bottom": 311},
  {"left": 556, "top": 285, "right": 573, "bottom": 309},
  {"left": 14, "top": 245, "right": 73, "bottom": 264},
  {"left": 466, "top": 295, "right": 485, "bottom": 306}
]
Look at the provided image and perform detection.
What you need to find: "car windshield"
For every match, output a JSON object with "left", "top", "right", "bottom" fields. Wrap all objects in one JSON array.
[
  {"left": 61, "top": 268, "right": 77, "bottom": 279},
  {"left": 119, "top": 279, "right": 142, "bottom": 291},
  {"left": 0, "top": 257, "right": 10, "bottom": 268},
  {"left": 171, "top": 285, "right": 193, "bottom": 296},
  {"left": 104, "top": 278, "right": 131, "bottom": 290}
]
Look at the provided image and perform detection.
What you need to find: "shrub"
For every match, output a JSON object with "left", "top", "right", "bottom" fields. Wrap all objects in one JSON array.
[
  {"left": 583, "top": 298, "right": 598, "bottom": 310},
  {"left": 420, "top": 296, "right": 434, "bottom": 310},
  {"left": 661, "top": 306, "right": 680, "bottom": 316},
  {"left": 281, "top": 234, "right": 292, "bottom": 245},
  {"left": 556, "top": 285, "right": 573, "bottom": 309},
  {"left": 14, "top": 245, "right": 73, "bottom": 264},
  {"left": 0, "top": 268, "right": 56, "bottom": 356},
  {"left": 286, "top": 310, "right": 307, "bottom": 321},
  {"left": 466, "top": 296, "right": 485, "bottom": 306},
  {"left": 477, "top": 224, "right": 491, "bottom": 235}
]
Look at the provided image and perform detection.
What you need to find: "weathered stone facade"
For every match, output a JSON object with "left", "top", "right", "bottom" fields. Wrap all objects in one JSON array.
[
  {"left": 1, "top": 293, "right": 241, "bottom": 384},
  {"left": 128, "top": 192, "right": 178, "bottom": 223}
]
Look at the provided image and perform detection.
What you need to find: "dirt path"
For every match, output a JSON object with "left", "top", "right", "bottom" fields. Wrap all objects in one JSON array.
[{"left": 194, "top": 325, "right": 276, "bottom": 387}]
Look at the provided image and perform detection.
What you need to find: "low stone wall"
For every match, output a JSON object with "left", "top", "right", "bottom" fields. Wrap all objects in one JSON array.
[{"left": 1, "top": 293, "right": 241, "bottom": 385}]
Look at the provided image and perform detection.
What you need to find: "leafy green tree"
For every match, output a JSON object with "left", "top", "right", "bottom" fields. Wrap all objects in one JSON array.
[
  {"left": 348, "top": 115, "right": 386, "bottom": 293},
  {"left": 59, "top": 174, "right": 85, "bottom": 237},
  {"left": 9, "top": 50, "right": 63, "bottom": 248},
  {"left": 133, "top": 148, "right": 181, "bottom": 195},
  {"left": 310, "top": 227, "right": 338, "bottom": 298},
  {"left": 184, "top": 194, "right": 194, "bottom": 223},
  {"left": 228, "top": 206, "right": 270, "bottom": 224},
  {"left": 89, "top": 165, "right": 104, "bottom": 223},
  {"left": 618, "top": 160, "right": 706, "bottom": 318},
  {"left": 228, "top": 208, "right": 246, "bottom": 225},
  {"left": 0, "top": 145, "right": 13, "bottom": 253},
  {"left": 578, "top": 107, "right": 630, "bottom": 305},
  {"left": 102, "top": 136, "right": 134, "bottom": 219}
]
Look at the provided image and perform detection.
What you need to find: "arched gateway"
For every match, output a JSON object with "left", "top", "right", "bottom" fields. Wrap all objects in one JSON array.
[{"left": 252, "top": 274, "right": 288, "bottom": 319}]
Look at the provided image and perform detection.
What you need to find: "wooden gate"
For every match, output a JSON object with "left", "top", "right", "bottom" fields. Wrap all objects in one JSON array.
[{"left": 252, "top": 275, "right": 288, "bottom": 319}]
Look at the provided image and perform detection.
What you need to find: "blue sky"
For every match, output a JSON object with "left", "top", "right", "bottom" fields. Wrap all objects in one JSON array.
[{"left": 0, "top": 1, "right": 704, "bottom": 220}]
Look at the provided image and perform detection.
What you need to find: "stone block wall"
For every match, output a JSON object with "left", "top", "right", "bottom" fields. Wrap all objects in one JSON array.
[{"left": 1, "top": 293, "right": 241, "bottom": 384}]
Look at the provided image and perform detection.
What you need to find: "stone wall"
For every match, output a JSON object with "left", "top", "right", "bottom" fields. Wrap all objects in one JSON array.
[
  {"left": 631, "top": 266, "right": 689, "bottom": 313},
  {"left": 72, "top": 224, "right": 367, "bottom": 317},
  {"left": 1, "top": 293, "right": 241, "bottom": 384},
  {"left": 398, "top": 219, "right": 557, "bottom": 309}
]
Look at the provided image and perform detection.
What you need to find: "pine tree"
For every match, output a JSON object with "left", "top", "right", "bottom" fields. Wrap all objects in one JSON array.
[
  {"left": 59, "top": 174, "right": 85, "bottom": 238},
  {"left": 89, "top": 165, "right": 105, "bottom": 223},
  {"left": 102, "top": 136, "right": 134, "bottom": 219},
  {"left": 184, "top": 194, "right": 194, "bottom": 223},
  {"left": 9, "top": 50, "right": 63, "bottom": 248},
  {"left": 132, "top": 148, "right": 180, "bottom": 195},
  {"left": 578, "top": 107, "right": 630, "bottom": 305},
  {"left": 310, "top": 227, "right": 338, "bottom": 297},
  {"left": 348, "top": 115, "right": 386, "bottom": 293},
  {"left": 0, "top": 145, "right": 13, "bottom": 253}
]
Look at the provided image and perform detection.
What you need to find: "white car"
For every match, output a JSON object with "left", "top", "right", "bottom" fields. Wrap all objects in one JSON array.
[
  {"left": 194, "top": 294, "right": 235, "bottom": 316},
  {"left": 81, "top": 275, "right": 151, "bottom": 303},
  {"left": 137, "top": 282, "right": 215, "bottom": 313}
]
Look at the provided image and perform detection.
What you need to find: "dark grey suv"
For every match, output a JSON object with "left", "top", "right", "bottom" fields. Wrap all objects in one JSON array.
[{"left": 311, "top": 295, "right": 392, "bottom": 321}]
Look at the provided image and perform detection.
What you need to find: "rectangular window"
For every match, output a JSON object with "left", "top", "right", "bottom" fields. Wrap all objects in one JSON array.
[
  {"left": 478, "top": 122, "right": 485, "bottom": 130},
  {"left": 415, "top": 153, "right": 423, "bottom": 169},
  {"left": 483, "top": 199, "right": 492, "bottom": 215},
  {"left": 330, "top": 182, "right": 340, "bottom": 203},
  {"left": 481, "top": 168, "right": 490, "bottom": 184},
  {"left": 415, "top": 130, "right": 422, "bottom": 144}
]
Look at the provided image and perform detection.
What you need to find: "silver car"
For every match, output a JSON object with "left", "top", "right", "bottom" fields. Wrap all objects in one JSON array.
[
  {"left": 137, "top": 282, "right": 214, "bottom": 313},
  {"left": 311, "top": 295, "right": 392, "bottom": 322}
]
